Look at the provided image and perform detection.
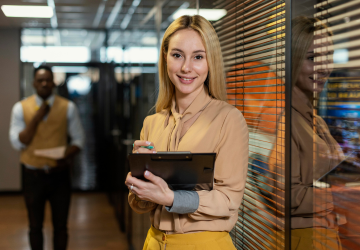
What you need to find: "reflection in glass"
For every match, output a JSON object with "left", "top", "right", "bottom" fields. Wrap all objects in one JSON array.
[{"left": 291, "top": 16, "right": 344, "bottom": 250}]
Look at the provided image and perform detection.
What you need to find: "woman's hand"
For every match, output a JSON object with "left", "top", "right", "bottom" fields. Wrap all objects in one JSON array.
[
  {"left": 133, "top": 140, "right": 157, "bottom": 153},
  {"left": 125, "top": 171, "right": 174, "bottom": 207}
]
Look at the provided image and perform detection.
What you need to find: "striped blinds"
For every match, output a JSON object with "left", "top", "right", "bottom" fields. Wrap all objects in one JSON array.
[
  {"left": 314, "top": 0, "right": 360, "bottom": 249},
  {"left": 213, "top": 0, "right": 287, "bottom": 249}
]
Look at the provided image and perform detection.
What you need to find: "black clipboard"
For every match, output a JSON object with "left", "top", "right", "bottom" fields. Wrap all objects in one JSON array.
[
  {"left": 316, "top": 151, "right": 360, "bottom": 184},
  {"left": 128, "top": 152, "right": 216, "bottom": 191}
]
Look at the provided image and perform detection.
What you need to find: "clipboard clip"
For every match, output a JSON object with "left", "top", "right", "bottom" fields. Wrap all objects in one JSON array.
[{"left": 151, "top": 152, "right": 192, "bottom": 161}]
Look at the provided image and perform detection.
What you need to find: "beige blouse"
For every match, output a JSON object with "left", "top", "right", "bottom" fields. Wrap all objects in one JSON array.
[
  {"left": 128, "top": 87, "right": 249, "bottom": 234},
  {"left": 269, "top": 86, "right": 344, "bottom": 229}
]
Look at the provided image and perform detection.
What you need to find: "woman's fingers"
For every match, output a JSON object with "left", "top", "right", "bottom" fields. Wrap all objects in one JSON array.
[
  {"left": 143, "top": 170, "right": 162, "bottom": 186},
  {"left": 126, "top": 170, "right": 173, "bottom": 206},
  {"left": 125, "top": 173, "right": 148, "bottom": 191},
  {"left": 135, "top": 147, "right": 157, "bottom": 154},
  {"left": 133, "top": 140, "right": 154, "bottom": 149},
  {"left": 132, "top": 140, "right": 156, "bottom": 153}
]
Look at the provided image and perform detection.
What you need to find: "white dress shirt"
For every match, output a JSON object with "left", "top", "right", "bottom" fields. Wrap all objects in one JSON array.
[{"left": 9, "top": 94, "right": 85, "bottom": 156}]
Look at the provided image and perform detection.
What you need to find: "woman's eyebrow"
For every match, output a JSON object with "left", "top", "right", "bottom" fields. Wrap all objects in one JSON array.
[
  {"left": 307, "top": 51, "right": 314, "bottom": 54},
  {"left": 171, "top": 48, "right": 206, "bottom": 53}
]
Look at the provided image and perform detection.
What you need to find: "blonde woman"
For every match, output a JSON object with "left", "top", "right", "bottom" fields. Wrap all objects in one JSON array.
[{"left": 125, "top": 15, "right": 248, "bottom": 250}]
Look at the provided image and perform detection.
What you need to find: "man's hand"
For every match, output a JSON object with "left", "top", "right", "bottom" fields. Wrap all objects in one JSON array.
[
  {"left": 19, "top": 102, "right": 50, "bottom": 145},
  {"left": 56, "top": 145, "right": 81, "bottom": 167},
  {"left": 34, "top": 102, "right": 50, "bottom": 123}
]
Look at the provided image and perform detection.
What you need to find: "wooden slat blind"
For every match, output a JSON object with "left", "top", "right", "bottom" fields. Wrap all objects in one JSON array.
[{"left": 214, "top": 0, "right": 286, "bottom": 249}]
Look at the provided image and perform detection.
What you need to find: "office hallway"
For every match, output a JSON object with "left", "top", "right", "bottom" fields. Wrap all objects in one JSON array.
[{"left": 0, "top": 193, "right": 128, "bottom": 250}]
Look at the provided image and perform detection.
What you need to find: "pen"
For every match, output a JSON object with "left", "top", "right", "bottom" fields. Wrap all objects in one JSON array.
[{"left": 132, "top": 143, "right": 154, "bottom": 150}]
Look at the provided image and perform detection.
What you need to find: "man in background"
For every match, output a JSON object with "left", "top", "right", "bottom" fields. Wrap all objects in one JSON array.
[{"left": 9, "top": 65, "right": 85, "bottom": 250}]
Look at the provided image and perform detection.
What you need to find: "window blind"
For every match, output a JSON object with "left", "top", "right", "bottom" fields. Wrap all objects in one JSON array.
[
  {"left": 213, "top": 0, "right": 287, "bottom": 249},
  {"left": 314, "top": 0, "right": 360, "bottom": 249}
]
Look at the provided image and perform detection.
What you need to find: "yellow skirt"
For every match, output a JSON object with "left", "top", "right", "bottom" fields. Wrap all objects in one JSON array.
[
  {"left": 291, "top": 228, "right": 342, "bottom": 250},
  {"left": 143, "top": 226, "right": 236, "bottom": 250}
]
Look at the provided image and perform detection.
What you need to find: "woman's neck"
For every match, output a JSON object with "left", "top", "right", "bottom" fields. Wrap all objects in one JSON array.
[
  {"left": 294, "top": 86, "right": 313, "bottom": 103},
  {"left": 175, "top": 85, "right": 204, "bottom": 114}
]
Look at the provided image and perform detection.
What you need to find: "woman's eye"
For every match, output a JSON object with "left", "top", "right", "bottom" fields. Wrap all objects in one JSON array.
[
  {"left": 173, "top": 53, "right": 181, "bottom": 58},
  {"left": 308, "top": 56, "right": 314, "bottom": 61},
  {"left": 195, "top": 55, "right": 203, "bottom": 60}
]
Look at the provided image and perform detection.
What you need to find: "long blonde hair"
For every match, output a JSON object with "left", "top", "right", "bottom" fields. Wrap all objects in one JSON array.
[
  {"left": 292, "top": 16, "right": 332, "bottom": 87},
  {"left": 155, "top": 15, "right": 226, "bottom": 113}
]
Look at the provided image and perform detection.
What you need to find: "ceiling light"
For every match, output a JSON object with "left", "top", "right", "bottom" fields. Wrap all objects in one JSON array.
[
  {"left": 21, "top": 35, "right": 57, "bottom": 44},
  {"left": 172, "top": 9, "right": 227, "bottom": 21},
  {"left": 1, "top": 5, "right": 54, "bottom": 18},
  {"left": 142, "top": 37, "right": 157, "bottom": 45}
]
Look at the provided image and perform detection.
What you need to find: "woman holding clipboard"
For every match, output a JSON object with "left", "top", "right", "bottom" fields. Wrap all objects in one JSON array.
[{"left": 125, "top": 15, "right": 249, "bottom": 250}]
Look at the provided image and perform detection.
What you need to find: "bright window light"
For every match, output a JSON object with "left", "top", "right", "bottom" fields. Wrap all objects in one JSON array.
[
  {"left": 52, "top": 66, "right": 89, "bottom": 74},
  {"left": 142, "top": 37, "right": 157, "bottom": 46},
  {"left": 1, "top": 5, "right": 54, "bottom": 18},
  {"left": 21, "top": 46, "right": 91, "bottom": 63},
  {"left": 67, "top": 75, "right": 92, "bottom": 96},
  {"left": 172, "top": 9, "right": 227, "bottom": 21},
  {"left": 105, "top": 47, "right": 158, "bottom": 63},
  {"left": 22, "top": 35, "right": 57, "bottom": 45},
  {"left": 333, "top": 49, "right": 349, "bottom": 64},
  {"left": 115, "top": 66, "right": 157, "bottom": 74},
  {"left": 106, "top": 47, "right": 124, "bottom": 63},
  {"left": 125, "top": 47, "right": 158, "bottom": 63}
]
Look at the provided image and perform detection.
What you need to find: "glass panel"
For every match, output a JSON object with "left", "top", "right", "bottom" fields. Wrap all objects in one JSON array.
[
  {"left": 291, "top": 0, "right": 360, "bottom": 249},
  {"left": 212, "top": 0, "right": 286, "bottom": 249}
]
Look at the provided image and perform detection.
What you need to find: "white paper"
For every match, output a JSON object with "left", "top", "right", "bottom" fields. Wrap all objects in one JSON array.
[{"left": 34, "top": 146, "right": 66, "bottom": 160}]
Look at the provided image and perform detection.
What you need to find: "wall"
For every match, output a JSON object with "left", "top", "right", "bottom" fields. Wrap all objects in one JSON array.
[{"left": 0, "top": 29, "right": 21, "bottom": 191}]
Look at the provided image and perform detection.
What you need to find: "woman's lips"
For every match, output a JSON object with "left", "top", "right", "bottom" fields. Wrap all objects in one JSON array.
[
  {"left": 177, "top": 75, "right": 196, "bottom": 84},
  {"left": 309, "top": 77, "right": 326, "bottom": 86}
]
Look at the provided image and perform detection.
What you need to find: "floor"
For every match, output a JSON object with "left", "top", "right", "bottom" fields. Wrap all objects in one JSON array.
[{"left": 0, "top": 193, "right": 128, "bottom": 250}]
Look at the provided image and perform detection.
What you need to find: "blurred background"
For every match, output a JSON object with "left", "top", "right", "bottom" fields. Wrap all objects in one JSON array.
[{"left": 0, "top": 0, "right": 359, "bottom": 249}]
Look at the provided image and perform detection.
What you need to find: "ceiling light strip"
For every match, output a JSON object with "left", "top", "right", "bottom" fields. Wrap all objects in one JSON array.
[{"left": 106, "top": 0, "right": 125, "bottom": 29}]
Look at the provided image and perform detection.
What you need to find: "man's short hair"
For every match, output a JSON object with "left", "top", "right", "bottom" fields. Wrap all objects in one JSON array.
[{"left": 33, "top": 65, "right": 53, "bottom": 78}]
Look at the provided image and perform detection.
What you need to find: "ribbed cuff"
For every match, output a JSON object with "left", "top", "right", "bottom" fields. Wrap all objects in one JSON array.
[{"left": 165, "top": 190, "right": 199, "bottom": 214}]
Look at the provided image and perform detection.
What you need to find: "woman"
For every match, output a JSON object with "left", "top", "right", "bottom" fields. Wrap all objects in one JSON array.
[
  {"left": 269, "top": 16, "right": 344, "bottom": 250},
  {"left": 125, "top": 15, "right": 249, "bottom": 250}
]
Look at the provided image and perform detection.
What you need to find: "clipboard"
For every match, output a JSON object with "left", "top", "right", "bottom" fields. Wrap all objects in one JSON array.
[
  {"left": 316, "top": 151, "right": 360, "bottom": 184},
  {"left": 128, "top": 152, "right": 216, "bottom": 191}
]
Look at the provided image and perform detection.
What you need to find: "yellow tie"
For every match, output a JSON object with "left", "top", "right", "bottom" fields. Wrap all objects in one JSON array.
[{"left": 35, "top": 101, "right": 49, "bottom": 110}]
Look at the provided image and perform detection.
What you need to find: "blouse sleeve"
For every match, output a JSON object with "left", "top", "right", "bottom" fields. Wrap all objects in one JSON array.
[
  {"left": 128, "top": 117, "right": 157, "bottom": 214},
  {"left": 189, "top": 108, "right": 249, "bottom": 220},
  {"left": 269, "top": 113, "right": 334, "bottom": 216}
]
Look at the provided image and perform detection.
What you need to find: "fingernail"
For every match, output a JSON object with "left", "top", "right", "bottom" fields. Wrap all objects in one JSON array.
[
  {"left": 153, "top": 151, "right": 157, "bottom": 154},
  {"left": 145, "top": 170, "right": 149, "bottom": 176},
  {"left": 146, "top": 141, "right": 151, "bottom": 145}
]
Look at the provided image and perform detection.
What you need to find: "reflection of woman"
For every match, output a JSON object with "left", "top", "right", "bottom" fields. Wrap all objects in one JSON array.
[
  {"left": 125, "top": 15, "right": 248, "bottom": 250},
  {"left": 269, "top": 16, "right": 344, "bottom": 249}
]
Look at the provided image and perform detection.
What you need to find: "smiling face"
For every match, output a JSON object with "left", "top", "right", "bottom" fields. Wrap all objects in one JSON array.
[
  {"left": 296, "top": 36, "right": 333, "bottom": 98},
  {"left": 166, "top": 29, "right": 209, "bottom": 100}
]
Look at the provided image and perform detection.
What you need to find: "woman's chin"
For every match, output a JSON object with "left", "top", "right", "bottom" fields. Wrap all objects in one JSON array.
[{"left": 175, "top": 84, "right": 201, "bottom": 96}]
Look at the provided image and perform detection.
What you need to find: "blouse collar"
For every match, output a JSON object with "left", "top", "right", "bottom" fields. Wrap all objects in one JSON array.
[
  {"left": 291, "top": 86, "right": 314, "bottom": 125},
  {"left": 170, "top": 86, "right": 212, "bottom": 123}
]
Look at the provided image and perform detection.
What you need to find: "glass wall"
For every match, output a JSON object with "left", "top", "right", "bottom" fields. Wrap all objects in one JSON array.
[
  {"left": 214, "top": 0, "right": 286, "bottom": 249},
  {"left": 214, "top": 0, "right": 360, "bottom": 249},
  {"left": 291, "top": 0, "right": 360, "bottom": 249}
]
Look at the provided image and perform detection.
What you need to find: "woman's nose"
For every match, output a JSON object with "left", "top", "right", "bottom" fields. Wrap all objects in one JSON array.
[{"left": 181, "top": 59, "right": 192, "bottom": 73}]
